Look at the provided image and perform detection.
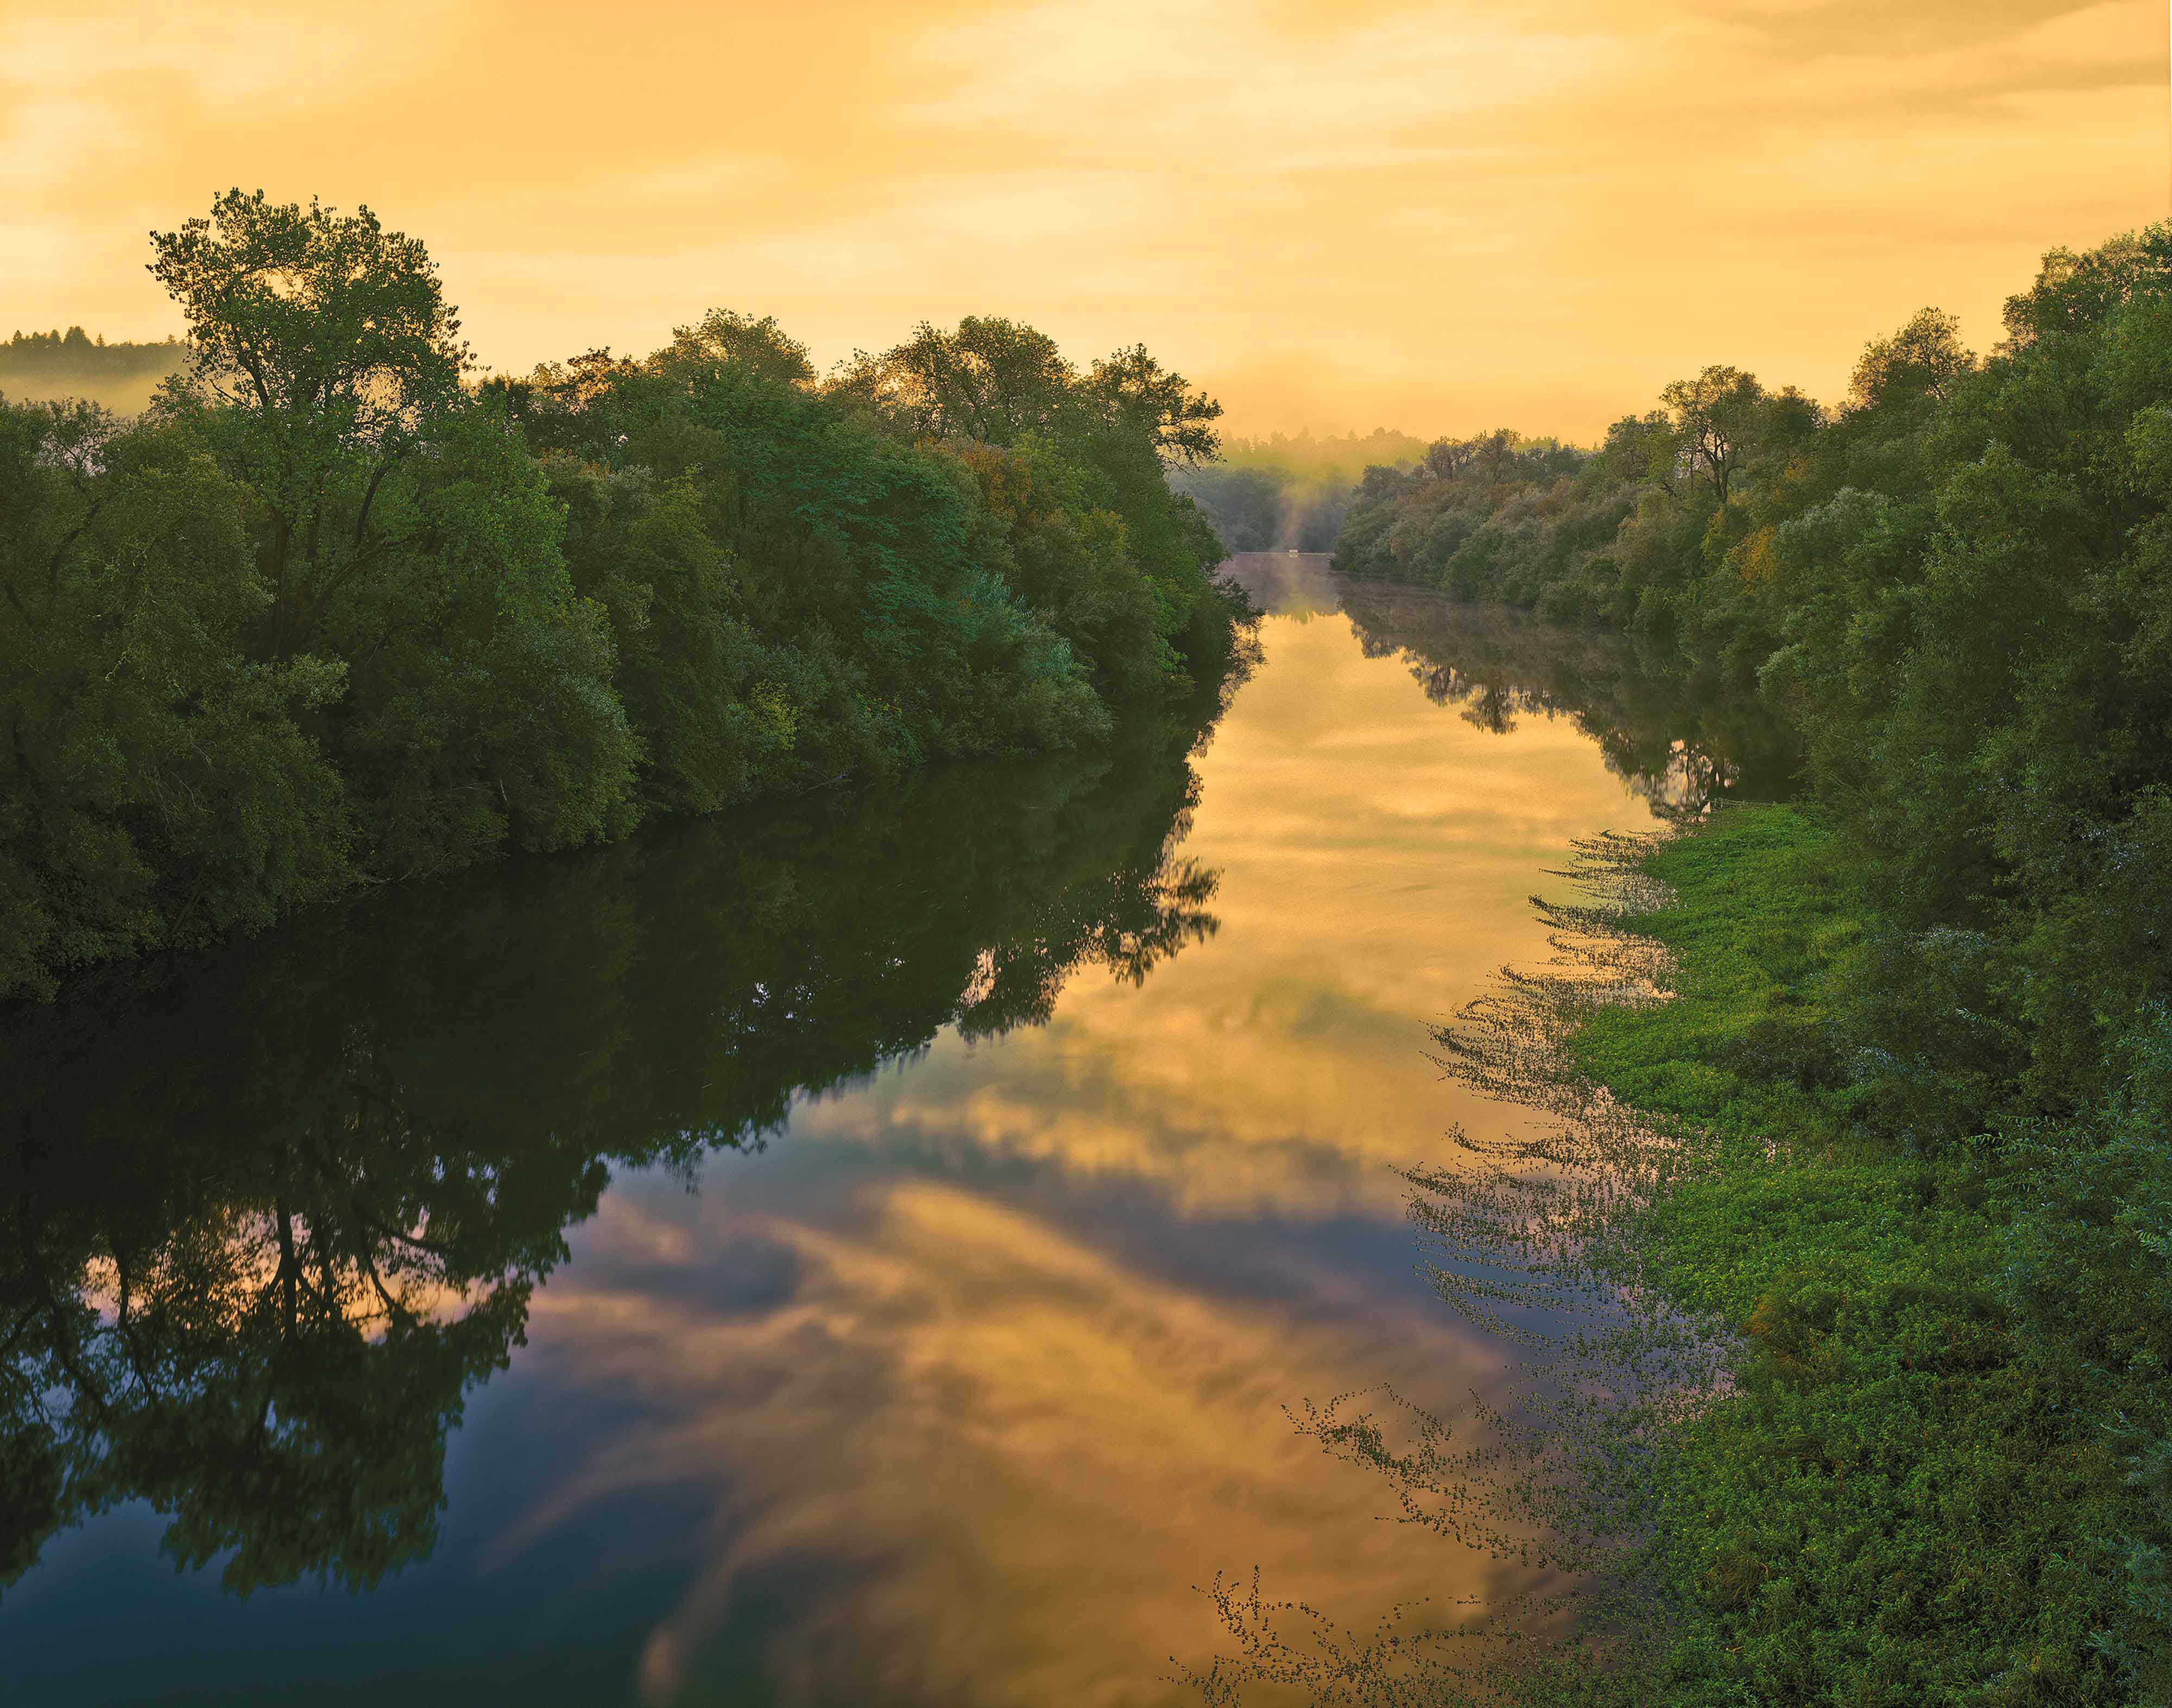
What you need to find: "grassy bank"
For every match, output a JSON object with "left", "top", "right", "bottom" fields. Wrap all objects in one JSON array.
[{"left": 1576, "top": 807, "right": 2168, "bottom": 1706}]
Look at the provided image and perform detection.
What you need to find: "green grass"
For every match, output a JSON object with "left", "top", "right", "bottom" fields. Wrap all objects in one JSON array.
[{"left": 1570, "top": 807, "right": 2137, "bottom": 1706}]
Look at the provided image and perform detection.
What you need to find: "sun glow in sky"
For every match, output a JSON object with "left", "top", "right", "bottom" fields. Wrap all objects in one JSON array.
[{"left": 4, "top": 0, "right": 2167, "bottom": 438}]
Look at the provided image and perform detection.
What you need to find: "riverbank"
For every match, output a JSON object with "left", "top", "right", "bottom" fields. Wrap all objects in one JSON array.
[
  {"left": 1302, "top": 216, "right": 2172, "bottom": 1706},
  {"left": 1562, "top": 806, "right": 2164, "bottom": 1705}
]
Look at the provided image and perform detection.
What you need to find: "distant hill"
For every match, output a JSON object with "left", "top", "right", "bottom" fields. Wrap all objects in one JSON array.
[{"left": 1, "top": 328, "right": 188, "bottom": 414}]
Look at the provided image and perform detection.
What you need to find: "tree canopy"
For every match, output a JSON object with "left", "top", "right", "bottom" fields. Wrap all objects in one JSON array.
[{"left": 0, "top": 190, "right": 1251, "bottom": 1001}]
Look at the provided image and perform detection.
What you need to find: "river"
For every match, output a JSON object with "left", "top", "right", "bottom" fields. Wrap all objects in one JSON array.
[{"left": 0, "top": 555, "right": 1790, "bottom": 1706}]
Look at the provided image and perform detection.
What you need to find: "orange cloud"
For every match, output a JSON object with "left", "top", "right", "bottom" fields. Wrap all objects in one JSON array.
[{"left": 5, "top": 0, "right": 2163, "bottom": 438}]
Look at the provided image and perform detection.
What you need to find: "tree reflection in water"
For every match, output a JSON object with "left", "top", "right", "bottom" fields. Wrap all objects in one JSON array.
[
  {"left": 1335, "top": 579, "right": 1797, "bottom": 816},
  {"left": 0, "top": 706, "right": 1227, "bottom": 1601},
  {"left": 0, "top": 583, "right": 1783, "bottom": 1634}
]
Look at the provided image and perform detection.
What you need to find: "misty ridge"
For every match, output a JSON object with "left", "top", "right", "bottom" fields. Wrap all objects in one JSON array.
[{"left": 0, "top": 327, "right": 187, "bottom": 416}]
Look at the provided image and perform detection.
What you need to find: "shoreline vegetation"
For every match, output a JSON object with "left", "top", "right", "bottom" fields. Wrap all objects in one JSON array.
[
  {"left": 0, "top": 189, "right": 1255, "bottom": 1002},
  {"left": 1593, "top": 808, "right": 2172, "bottom": 1701},
  {"left": 1514, "top": 808, "right": 2168, "bottom": 1701},
  {"left": 1209, "top": 226, "right": 2172, "bottom": 1701}
]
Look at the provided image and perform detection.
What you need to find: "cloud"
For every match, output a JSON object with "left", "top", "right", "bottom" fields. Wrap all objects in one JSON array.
[{"left": 8, "top": 0, "right": 2162, "bottom": 437}]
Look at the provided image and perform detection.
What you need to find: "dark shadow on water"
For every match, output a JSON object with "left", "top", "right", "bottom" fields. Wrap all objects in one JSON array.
[{"left": 0, "top": 705, "right": 1225, "bottom": 1602}]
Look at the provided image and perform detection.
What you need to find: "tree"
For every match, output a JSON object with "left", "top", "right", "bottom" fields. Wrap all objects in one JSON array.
[
  {"left": 1084, "top": 344, "right": 1222, "bottom": 467},
  {"left": 0, "top": 192, "right": 1253, "bottom": 998},
  {"left": 658, "top": 308, "right": 815, "bottom": 388},
  {"left": 1661, "top": 365, "right": 1765, "bottom": 504},
  {"left": 1598, "top": 410, "right": 1682, "bottom": 495},
  {"left": 846, "top": 316, "right": 1079, "bottom": 446},
  {"left": 1422, "top": 435, "right": 1484, "bottom": 482},
  {"left": 1849, "top": 308, "right": 1974, "bottom": 411},
  {"left": 0, "top": 398, "right": 350, "bottom": 998},
  {"left": 148, "top": 189, "right": 469, "bottom": 654}
]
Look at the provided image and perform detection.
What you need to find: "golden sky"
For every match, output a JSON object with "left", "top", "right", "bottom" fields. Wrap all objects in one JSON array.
[{"left": 5, "top": 0, "right": 2166, "bottom": 438}]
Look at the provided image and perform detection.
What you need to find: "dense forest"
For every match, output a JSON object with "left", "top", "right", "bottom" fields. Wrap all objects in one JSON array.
[
  {"left": 1316, "top": 228, "right": 2172, "bottom": 1701},
  {"left": 0, "top": 190, "right": 1251, "bottom": 1002},
  {"left": 1171, "top": 427, "right": 1425, "bottom": 552}
]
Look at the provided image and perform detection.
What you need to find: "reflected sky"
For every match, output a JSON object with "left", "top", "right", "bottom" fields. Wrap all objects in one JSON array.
[{"left": 4, "top": 557, "right": 1700, "bottom": 1706}]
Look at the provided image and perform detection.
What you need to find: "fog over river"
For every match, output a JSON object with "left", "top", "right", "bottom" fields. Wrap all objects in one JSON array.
[{"left": 0, "top": 555, "right": 1789, "bottom": 1706}]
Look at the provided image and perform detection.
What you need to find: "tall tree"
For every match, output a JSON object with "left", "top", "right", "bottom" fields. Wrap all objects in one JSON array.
[
  {"left": 848, "top": 316, "right": 1079, "bottom": 445},
  {"left": 1848, "top": 306, "right": 1975, "bottom": 410},
  {"left": 1660, "top": 364, "right": 1765, "bottom": 504},
  {"left": 148, "top": 189, "right": 469, "bottom": 654},
  {"left": 1084, "top": 344, "right": 1222, "bottom": 466},
  {"left": 659, "top": 308, "right": 816, "bottom": 387}
]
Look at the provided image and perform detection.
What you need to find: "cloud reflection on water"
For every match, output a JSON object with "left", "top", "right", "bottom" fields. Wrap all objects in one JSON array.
[
  {"left": 0, "top": 558, "right": 1709, "bottom": 1704},
  {"left": 497, "top": 559, "right": 1661, "bottom": 1700},
  {"left": 521, "top": 1179, "right": 1520, "bottom": 1707}
]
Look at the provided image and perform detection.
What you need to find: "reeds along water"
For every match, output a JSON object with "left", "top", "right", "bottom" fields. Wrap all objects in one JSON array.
[{"left": 1184, "top": 830, "right": 1740, "bottom": 1708}]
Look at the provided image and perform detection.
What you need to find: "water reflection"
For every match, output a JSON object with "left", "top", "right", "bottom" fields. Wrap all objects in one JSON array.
[
  {"left": 1335, "top": 578, "right": 1798, "bottom": 814},
  {"left": 0, "top": 723, "right": 1220, "bottom": 1604},
  {"left": 1, "top": 556, "right": 1785, "bottom": 1705}
]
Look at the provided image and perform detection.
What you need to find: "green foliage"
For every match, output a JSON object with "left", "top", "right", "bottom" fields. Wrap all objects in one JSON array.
[
  {"left": 0, "top": 190, "right": 1249, "bottom": 1000},
  {"left": 148, "top": 188, "right": 472, "bottom": 657},
  {"left": 498, "top": 299, "right": 1243, "bottom": 789},
  {"left": 1336, "top": 220, "right": 2172, "bottom": 1112},
  {"left": 0, "top": 399, "right": 350, "bottom": 997},
  {"left": 315, "top": 394, "right": 641, "bottom": 877},
  {"left": 1331, "top": 428, "right": 1644, "bottom": 618},
  {"left": 1571, "top": 810, "right": 2172, "bottom": 1704}
]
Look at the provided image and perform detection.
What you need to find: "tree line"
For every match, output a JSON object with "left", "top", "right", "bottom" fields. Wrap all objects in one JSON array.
[
  {"left": 1337, "top": 226, "right": 2172, "bottom": 1129},
  {"left": 0, "top": 189, "right": 1251, "bottom": 1001},
  {"left": 1333, "top": 227, "right": 2172, "bottom": 1699}
]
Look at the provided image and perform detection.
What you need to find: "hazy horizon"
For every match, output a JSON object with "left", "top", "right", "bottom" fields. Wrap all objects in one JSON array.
[{"left": 8, "top": 0, "right": 2169, "bottom": 440}]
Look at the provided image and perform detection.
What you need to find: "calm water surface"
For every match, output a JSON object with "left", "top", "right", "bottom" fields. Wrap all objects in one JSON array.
[{"left": 0, "top": 558, "right": 1788, "bottom": 1705}]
